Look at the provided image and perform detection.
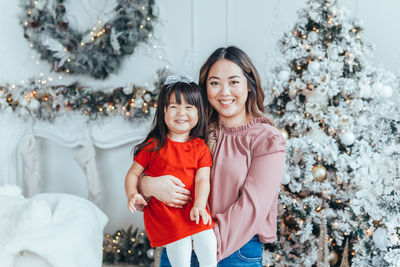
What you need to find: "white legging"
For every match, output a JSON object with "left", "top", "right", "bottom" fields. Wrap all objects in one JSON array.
[{"left": 165, "top": 229, "right": 217, "bottom": 267}]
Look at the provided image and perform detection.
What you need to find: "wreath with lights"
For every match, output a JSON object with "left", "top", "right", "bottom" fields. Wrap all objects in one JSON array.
[{"left": 20, "top": 0, "right": 156, "bottom": 79}]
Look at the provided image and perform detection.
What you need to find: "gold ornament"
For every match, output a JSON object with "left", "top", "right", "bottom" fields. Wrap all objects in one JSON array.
[
  {"left": 312, "top": 165, "right": 327, "bottom": 182},
  {"left": 279, "top": 128, "right": 289, "bottom": 140},
  {"left": 328, "top": 250, "right": 339, "bottom": 266}
]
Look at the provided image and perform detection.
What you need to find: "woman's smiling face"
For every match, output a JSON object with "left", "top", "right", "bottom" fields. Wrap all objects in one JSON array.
[{"left": 206, "top": 59, "right": 249, "bottom": 127}]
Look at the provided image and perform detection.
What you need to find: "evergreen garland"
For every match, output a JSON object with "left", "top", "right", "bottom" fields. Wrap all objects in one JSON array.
[
  {"left": 0, "top": 68, "right": 169, "bottom": 122},
  {"left": 20, "top": 0, "right": 156, "bottom": 79}
]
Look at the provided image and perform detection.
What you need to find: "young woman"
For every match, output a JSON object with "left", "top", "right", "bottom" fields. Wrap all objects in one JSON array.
[
  {"left": 139, "top": 46, "right": 286, "bottom": 266},
  {"left": 125, "top": 75, "right": 217, "bottom": 267}
]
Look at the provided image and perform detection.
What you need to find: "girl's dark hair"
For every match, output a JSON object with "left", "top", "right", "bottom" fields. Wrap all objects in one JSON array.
[
  {"left": 133, "top": 81, "right": 207, "bottom": 156},
  {"left": 198, "top": 46, "right": 267, "bottom": 126}
]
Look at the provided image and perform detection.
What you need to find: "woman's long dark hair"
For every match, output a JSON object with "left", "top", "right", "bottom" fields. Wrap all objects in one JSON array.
[{"left": 133, "top": 81, "right": 207, "bottom": 156}]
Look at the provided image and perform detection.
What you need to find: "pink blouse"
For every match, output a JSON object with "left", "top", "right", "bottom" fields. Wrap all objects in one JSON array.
[{"left": 210, "top": 117, "right": 286, "bottom": 260}]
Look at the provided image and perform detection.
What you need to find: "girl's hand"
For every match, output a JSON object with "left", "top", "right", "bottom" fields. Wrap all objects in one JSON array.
[
  {"left": 190, "top": 206, "right": 212, "bottom": 225},
  {"left": 128, "top": 193, "right": 147, "bottom": 213},
  {"left": 142, "top": 175, "right": 191, "bottom": 208}
]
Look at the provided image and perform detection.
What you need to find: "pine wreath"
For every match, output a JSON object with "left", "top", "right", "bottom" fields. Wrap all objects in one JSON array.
[{"left": 21, "top": 0, "right": 156, "bottom": 79}]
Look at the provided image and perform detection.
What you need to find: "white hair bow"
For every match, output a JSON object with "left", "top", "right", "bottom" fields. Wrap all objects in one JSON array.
[{"left": 164, "top": 74, "right": 194, "bottom": 85}]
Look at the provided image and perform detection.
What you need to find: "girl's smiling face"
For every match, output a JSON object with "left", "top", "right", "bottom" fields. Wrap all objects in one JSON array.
[{"left": 164, "top": 91, "right": 199, "bottom": 141}]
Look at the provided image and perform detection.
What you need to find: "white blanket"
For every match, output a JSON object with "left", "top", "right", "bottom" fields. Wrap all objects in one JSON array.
[{"left": 0, "top": 185, "right": 108, "bottom": 267}]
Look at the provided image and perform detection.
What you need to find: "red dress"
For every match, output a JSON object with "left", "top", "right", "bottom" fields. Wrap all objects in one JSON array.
[{"left": 134, "top": 137, "right": 214, "bottom": 247}]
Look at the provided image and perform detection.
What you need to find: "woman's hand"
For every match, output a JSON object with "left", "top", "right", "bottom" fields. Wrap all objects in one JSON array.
[{"left": 141, "top": 175, "right": 191, "bottom": 208}]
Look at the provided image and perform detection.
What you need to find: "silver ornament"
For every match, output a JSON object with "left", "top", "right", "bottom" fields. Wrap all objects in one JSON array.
[
  {"left": 340, "top": 132, "right": 355, "bottom": 146},
  {"left": 147, "top": 248, "right": 155, "bottom": 259}
]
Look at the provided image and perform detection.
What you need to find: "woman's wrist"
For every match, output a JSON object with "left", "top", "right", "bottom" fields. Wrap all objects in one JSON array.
[{"left": 140, "top": 175, "right": 152, "bottom": 198}]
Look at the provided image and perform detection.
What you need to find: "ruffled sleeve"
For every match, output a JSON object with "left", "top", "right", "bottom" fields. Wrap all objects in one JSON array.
[{"left": 253, "top": 130, "right": 286, "bottom": 157}]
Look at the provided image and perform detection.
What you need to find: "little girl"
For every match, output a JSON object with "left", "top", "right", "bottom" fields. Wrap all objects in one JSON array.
[{"left": 124, "top": 75, "right": 217, "bottom": 267}]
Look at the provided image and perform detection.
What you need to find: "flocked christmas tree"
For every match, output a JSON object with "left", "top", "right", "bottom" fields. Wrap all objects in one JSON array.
[{"left": 263, "top": 0, "right": 400, "bottom": 266}]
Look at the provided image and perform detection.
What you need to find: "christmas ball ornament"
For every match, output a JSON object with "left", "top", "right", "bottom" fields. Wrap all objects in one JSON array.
[
  {"left": 332, "top": 219, "right": 340, "bottom": 229},
  {"left": 147, "top": 248, "right": 155, "bottom": 259},
  {"left": 312, "top": 165, "right": 327, "bottom": 182},
  {"left": 29, "top": 99, "right": 40, "bottom": 111},
  {"left": 381, "top": 85, "right": 393, "bottom": 98},
  {"left": 308, "top": 61, "right": 320, "bottom": 73},
  {"left": 360, "top": 84, "right": 372, "bottom": 98},
  {"left": 123, "top": 87, "right": 133, "bottom": 94},
  {"left": 307, "top": 31, "right": 318, "bottom": 43},
  {"left": 328, "top": 250, "right": 339, "bottom": 266},
  {"left": 135, "top": 98, "right": 144, "bottom": 108},
  {"left": 281, "top": 172, "right": 291, "bottom": 185},
  {"left": 144, "top": 93, "right": 152, "bottom": 102},
  {"left": 278, "top": 70, "right": 290, "bottom": 81},
  {"left": 340, "top": 132, "right": 355, "bottom": 146},
  {"left": 373, "top": 228, "right": 388, "bottom": 249},
  {"left": 279, "top": 128, "right": 289, "bottom": 140},
  {"left": 285, "top": 101, "right": 297, "bottom": 111}
]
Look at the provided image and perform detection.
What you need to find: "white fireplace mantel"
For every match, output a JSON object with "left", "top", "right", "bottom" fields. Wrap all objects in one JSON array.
[{"left": 0, "top": 112, "right": 151, "bottom": 190}]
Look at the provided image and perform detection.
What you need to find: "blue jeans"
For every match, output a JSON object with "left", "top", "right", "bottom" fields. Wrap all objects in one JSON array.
[{"left": 159, "top": 235, "right": 263, "bottom": 267}]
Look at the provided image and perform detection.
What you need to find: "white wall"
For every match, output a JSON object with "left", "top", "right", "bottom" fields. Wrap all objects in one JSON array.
[{"left": 0, "top": 0, "right": 399, "bottom": 234}]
